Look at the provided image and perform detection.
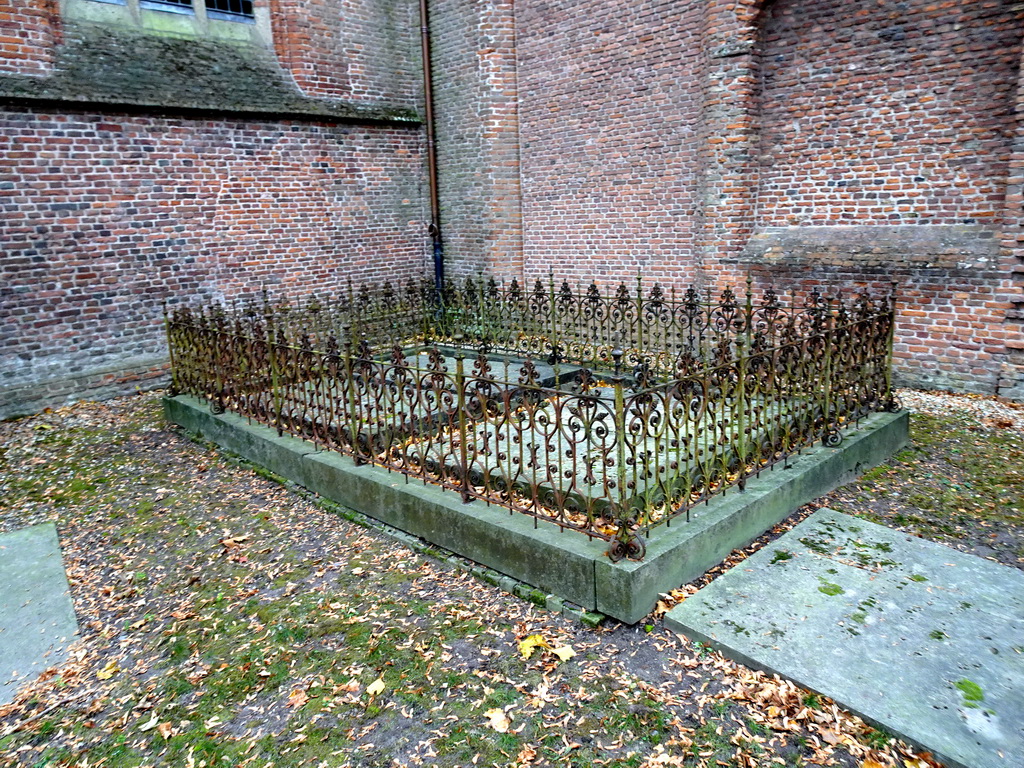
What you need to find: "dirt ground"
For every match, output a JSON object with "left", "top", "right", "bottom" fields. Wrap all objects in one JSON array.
[{"left": 0, "top": 388, "right": 1020, "bottom": 767}]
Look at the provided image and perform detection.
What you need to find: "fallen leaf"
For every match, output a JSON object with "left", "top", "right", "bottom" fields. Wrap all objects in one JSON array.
[
  {"left": 286, "top": 688, "right": 309, "bottom": 708},
  {"left": 138, "top": 715, "right": 159, "bottom": 732},
  {"left": 157, "top": 722, "right": 173, "bottom": 740},
  {"left": 551, "top": 645, "right": 576, "bottom": 662},
  {"left": 484, "top": 707, "right": 511, "bottom": 733},
  {"left": 518, "top": 634, "right": 550, "bottom": 659},
  {"left": 96, "top": 661, "right": 119, "bottom": 680},
  {"left": 366, "top": 677, "right": 385, "bottom": 697}
]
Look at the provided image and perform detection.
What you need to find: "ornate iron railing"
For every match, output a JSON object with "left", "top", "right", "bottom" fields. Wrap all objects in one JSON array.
[{"left": 165, "top": 276, "right": 897, "bottom": 560}]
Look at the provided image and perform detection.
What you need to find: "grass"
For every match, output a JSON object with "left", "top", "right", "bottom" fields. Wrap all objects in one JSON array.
[
  {"left": 0, "top": 391, "right": 1005, "bottom": 767},
  {"left": 825, "top": 409, "right": 1024, "bottom": 563}
]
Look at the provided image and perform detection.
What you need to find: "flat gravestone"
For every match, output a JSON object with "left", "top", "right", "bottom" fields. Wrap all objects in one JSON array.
[
  {"left": 0, "top": 523, "right": 79, "bottom": 706},
  {"left": 665, "top": 508, "right": 1024, "bottom": 768}
]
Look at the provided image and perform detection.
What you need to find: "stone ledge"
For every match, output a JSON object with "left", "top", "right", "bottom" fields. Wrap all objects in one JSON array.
[
  {"left": 0, "top": 22, "right": 421, "bottom": 125},
  {"left": 736, "top": 224, "right": 1002, "bottom": 273}
]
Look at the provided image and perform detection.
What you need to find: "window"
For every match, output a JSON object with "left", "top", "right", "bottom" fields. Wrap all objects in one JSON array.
[
  {"left": 138, "top": 0, "right": 253, "bottom": 19},
  {"left": 139, "top": 0, "right": 194, "bottom": 14},
  {"left": 72, "top": 0, "right": 267, "bottom": 43},
  {"left": 205, "top": 0, "right": 254, "bottom": 20}
]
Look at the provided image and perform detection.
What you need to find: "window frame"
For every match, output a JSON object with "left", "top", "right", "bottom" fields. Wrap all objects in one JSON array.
[{"left": 65, "top": 0, "right": 268, "bottom": 40}]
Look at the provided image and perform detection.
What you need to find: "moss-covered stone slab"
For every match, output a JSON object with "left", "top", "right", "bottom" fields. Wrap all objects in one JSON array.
[
  {"left": 0, "top": 524, "right": 79, "bottom": 706},
  {"left": 665, "top": 508, "right": 1024, "bottom": 768}
]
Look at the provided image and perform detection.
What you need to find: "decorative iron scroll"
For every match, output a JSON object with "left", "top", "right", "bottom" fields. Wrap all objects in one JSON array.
[{"left": 165, "top": 276, "right": 897, "bottom": 560}]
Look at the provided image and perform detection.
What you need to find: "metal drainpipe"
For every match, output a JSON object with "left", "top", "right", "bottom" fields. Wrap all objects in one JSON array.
[{"left": 419, "top": 0, "right": 444, "bottom": 304}]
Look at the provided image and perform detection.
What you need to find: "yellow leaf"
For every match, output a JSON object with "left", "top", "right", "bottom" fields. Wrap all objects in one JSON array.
[
  {"left": 518, "top": 634, "right": 550, "bottom": 659},
  {"left": 365, "top": 677, "right": 385, "bottom": 697},
  {"left": 484, "top": 707, "right": 511, "bottom": 733},
  {"left": 96, "top": 661, "right": 119, "bottom": 680},
  {"left": 860, "top": 761, "right": 884, "bottom": 768},
  {"left": 551, "top": 645, "right": 576, "bottom": 662}
]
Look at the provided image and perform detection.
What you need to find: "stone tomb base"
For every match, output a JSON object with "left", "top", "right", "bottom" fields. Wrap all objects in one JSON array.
[{"left": 164, "top": 395, "right": 907, "bottom": 623}]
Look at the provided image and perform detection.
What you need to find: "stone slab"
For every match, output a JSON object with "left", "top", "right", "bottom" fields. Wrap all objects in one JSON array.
[
  {"left": 0, "top": 523, "right": 80, "bottom": 706},
  {"left": 665, "top": 508, "right": 1024, "bottom": 768}
]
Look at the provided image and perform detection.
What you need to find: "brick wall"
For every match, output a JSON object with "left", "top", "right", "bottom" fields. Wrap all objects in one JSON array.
[
  {"left": 997, "top": 44, "right": 1024, "bottom": 400},
  {"left": 272, "top": 0, "right": 420, "bottom": 105},
  {"left": 515, "top": 0, "right": 704, "bottom": 287},
  {"left": 0, "top": 0, "right": 431, "bottom": 418},
  {"left": 4, "top": 0, "right": 1024, "bottom": 410},
  {"left": 755, "top": 0, "right": 1022, "bottom": 229},
  {"left": 429, "top": 0, "right": 523, "bottom": 280},
  {"left": 479, "top": 0, "right": 1024, "bottom": 395},
  {"left": 0, "top": 0, "right": 58, "bottom": 77},
  {"left": 0, "top": 108, "right": 426, "bottom": 419},
  {"left": 737, "top": 0, "right": 1024, "bottom": 394}
]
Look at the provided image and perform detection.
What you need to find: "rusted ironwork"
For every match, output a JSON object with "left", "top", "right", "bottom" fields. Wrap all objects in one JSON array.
[{"left": 165, "top": 275, "right": 898, "bottom": 560}]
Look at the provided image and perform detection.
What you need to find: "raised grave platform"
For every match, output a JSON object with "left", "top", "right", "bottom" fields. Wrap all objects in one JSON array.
[{"left": 165, "top": 395, "right": 907, "bottom": 623}]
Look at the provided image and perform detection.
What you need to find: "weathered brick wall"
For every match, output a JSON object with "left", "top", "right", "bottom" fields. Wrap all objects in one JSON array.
[
  {"left": 490, "top": 0, "right": 1024, "bottom": 395},
  {"left": 737, "top": 0, "right": 1024, "bottom": 394},
  {"left": 693, "top": 0, "right": 761, "bottom": 284},
  {"left": 0, "top": 0, "right": 430, "bottom": 418},
  {"left": 0, "top": 0, "right": 58, "bottom": 76},
  {"left": 742, "top": 226, "right": 1010, "bottom": 393},
  {"left": 0, "top": 106, "right": 427, "bottom": 418},
  {"left": 515, "top": 0, "right": 704, "bottom": 287},
  {"left": 4, "top": 0, "right": 1024, "bottom": 409},
  {"left": 755, "top": 0, "right": 1021, "bottom": 229},
  {"left": 997, "top": 45, "right": 1024, "bottom": 400},
  {"left": 272, "top": 0, "right": 420, "bottom": 105},
  {"left": 429, "top": 0, "right": 522, "bottom": 280}
]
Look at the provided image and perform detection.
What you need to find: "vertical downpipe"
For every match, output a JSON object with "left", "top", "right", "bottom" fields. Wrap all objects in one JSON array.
[
  {"left": 884, "top": 282, "right": 898, "bottom": 408},
  {"left": 420, "top": 0, "right": 444, "bottom": 306}
]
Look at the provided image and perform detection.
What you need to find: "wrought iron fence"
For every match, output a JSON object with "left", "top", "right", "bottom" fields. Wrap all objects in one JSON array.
[{"left": 165, "top": 276, "right": 897, "bottom": 560}]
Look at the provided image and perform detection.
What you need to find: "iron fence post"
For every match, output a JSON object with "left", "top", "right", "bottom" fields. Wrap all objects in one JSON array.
[
  {"left": 735, "top": 336, "right": 747, "bottom": 491},
  {"left": 635, "top": 273, "right": 644, "bottom": 356},
  {"left": 343, "top": 335, "right": 363, "bottom": 465},
  {"left": 163, "top": 301, "right": 179, "bottom": 397},
  {"left": 611, "top": 345, "right": 630, "bottom": 542},
  {"left": 455, "top": 352, "right": 471, "bottom": 503},
  {"left": 822, "top": 299, "right": 836, "bottom": 445}
]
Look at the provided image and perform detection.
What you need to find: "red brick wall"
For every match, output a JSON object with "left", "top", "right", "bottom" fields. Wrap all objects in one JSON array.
[
  {"left": 515, "top": 0, "right": 704, "bottom": 287},
  {"left": 997, "top": 45, "right": 1024, "bottom": 400},
  {"left": 0, "top": 0, "right": 58, "bottom": 76},
  {"left": 430, "top": 0, "right": 523, "bottom": 280},
  {"left": 755, "top": 0, "right": 1023, "bottom": 229},
  {"left": 272, "top": 0, "right": 420, "bottom": 105},
  {"left": 0, "top": 107, "right": 426, "bottom": 417},
  {"left": 3, "top": 0, "right": 1024, "bottom": 407},
  {"left": 737, "top": 0, "right": 1024, "bottom": 394}
]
